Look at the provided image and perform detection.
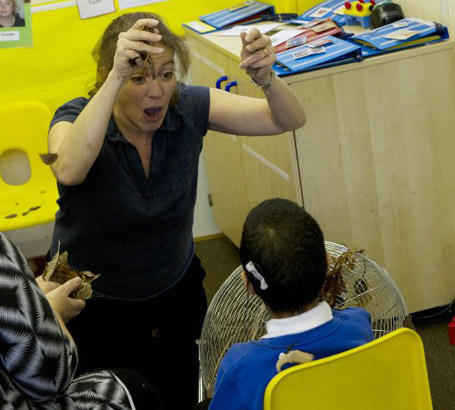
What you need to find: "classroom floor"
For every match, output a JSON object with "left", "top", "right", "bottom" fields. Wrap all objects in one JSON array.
[{"left": 195, "top": 235, "right": 455, "bottom": 410}]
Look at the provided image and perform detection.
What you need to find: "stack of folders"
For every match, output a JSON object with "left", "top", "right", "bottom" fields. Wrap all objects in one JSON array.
[
  {"left": 274, "top": 35, "right": 362, "bottom": 76},
  {"left": 273, "top": 18, "right": 343, "bottom": 53},
  {"left": 348, "top": 17, "right": 450, "bottom": 57},
  {"left": 199, "top": 1, "right": 275, "bottom": 29},
  {"left": 296, "top": 0, "right": 348, "bottom": 27}
]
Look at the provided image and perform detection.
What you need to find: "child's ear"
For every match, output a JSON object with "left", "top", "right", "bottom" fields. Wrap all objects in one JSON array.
[{"left": 241, "top": 270, "right": 256, "bottom": 295}]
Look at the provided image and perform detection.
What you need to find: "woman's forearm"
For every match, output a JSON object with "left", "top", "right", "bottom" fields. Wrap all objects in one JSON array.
[{"left": 261, "top": 75, "right": 306, "bottom": 131}]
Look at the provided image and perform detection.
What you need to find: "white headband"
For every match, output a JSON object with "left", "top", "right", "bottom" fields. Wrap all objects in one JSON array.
[{"left": 246, "top": 261, "right": 269, "bottom": 290}]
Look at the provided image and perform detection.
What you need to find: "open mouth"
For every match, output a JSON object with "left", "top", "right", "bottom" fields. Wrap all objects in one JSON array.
[{"left": 143, "top": 107, "right": 162, "bottom": 121}]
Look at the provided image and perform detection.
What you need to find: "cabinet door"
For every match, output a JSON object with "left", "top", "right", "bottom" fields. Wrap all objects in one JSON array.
[
  {"left": 291, "top": 47, "right": 455, "bottom": 312},
  {"left": 236, "top": 81, "right": 303, "bottom": 214}
]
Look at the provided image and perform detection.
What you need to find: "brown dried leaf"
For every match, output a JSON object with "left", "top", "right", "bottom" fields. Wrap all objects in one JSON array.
[
  {"left": 322, "top": 248, "right": 363, "bottom": 307},
  {"left": 39, "top": 153, "right": 58, "bottom": 165},
  {"left": 42, "top": 248, "right": 99, "bottom": 300}
]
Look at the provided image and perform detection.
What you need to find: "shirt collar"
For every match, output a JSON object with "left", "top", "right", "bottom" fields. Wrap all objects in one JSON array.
[
  {"left": 106, "top": 103, "right": 181, "bottom": 143},
  {"left": 262, "top": 301, "right": 333, "bottom": 339}
]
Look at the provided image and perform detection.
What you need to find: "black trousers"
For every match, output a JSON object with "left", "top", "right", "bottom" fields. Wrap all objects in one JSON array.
[{"left": 68, "top": 255, "right": 208, "bottom": 410}]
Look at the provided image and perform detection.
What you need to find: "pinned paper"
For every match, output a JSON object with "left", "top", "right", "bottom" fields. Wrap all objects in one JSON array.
[
  {"left": 384, "top": 29, "right": 419, "bottom": 41},
  {"left": 307, "top": 38, "right": 332, "bottom": 48},
  {"left": 292, "top": 48, "right": 313, "bottom": 59},
  {"left": 217, "top": 23, "right": 279, "bottom": 36},
  {"left": 293, "top": 46, "right": 326, "bottom": 59},
  {"left": 310, "top": 7, "right": 331, "bottom": 19},
  {"left": 286, "top": 36, "right": 307, "bottom": 49},
  {"left": 76, "top": 0, "right": 115, "bottom": 19},
  {"left": 0, "top": 0, "right": 32, "bottom": 49},
  {"left": 269, "top": 29, "right": 303, "bottom": 47}
]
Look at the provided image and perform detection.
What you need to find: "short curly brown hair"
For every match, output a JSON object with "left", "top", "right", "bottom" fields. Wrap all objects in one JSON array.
[{"left": 88, "top": 12, "right": 190, "bottom": 99}]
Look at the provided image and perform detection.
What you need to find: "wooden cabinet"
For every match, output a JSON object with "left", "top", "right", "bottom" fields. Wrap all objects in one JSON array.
[
  {"left": 187, "top": 34, "right": 302, "bottom": 245},
  {"left": 290, "top": 45, "right": 455, "bottom": 314},
  {"left": 184, "top": 28, "right": 455, "bottom": 313}
]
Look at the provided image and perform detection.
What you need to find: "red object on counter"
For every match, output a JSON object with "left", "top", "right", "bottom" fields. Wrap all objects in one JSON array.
[{"left": 449, "top": 316, "right": 455, "bottom": 345}]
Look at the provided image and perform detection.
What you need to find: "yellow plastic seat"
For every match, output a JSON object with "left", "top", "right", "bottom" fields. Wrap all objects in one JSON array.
[
  {"left": 264, "top": 328, "right": 433, "bottom": 410},
  {"left": 0, "top": 101, "right": 58, "bottom": 231}
]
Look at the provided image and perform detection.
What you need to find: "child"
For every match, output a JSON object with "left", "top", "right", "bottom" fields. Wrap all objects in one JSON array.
[{"left": 208, "top": 198, "right": 374, "bottom": 410}]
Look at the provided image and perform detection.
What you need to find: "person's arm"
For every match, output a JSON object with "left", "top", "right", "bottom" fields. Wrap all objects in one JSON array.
[
  {"left": 0, "top": 234, "right": 79, "bottom": 401},
  {"left": 48, "top": 18, "right": 164, "bottom": 186},
  {"left": 209, "top": 28, "right": 306, "bottom": 136}
]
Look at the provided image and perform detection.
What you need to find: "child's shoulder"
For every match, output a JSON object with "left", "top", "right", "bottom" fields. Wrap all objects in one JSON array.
[
  {"left": 333, "top": 306, "right": 371, "bottom": 321},
  {"left": 332, "top": 307, "right": 374, "bottom": 341},
  {"left": 220, "top": 339, "right": 280, "bottom": 372},
  {"left": 223, "top": 341, "right": 260, "bottom": 364}
]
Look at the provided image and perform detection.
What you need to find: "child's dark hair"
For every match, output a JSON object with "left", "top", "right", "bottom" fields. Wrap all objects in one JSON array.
[{"left": 240, "top": 198, "right": 327, "bottom": 314}]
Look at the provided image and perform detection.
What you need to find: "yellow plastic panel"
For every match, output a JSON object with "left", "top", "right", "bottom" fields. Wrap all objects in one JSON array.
[{"left": 0, "top": 101, "right": 58, "bottom": 231}]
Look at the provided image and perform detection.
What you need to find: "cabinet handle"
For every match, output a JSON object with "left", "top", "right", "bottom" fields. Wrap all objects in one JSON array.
[
  {"left": 225, "top": 81, "right": 237, "bottom": 92},
  {"left": 216, "top": 76, "right": 228, "bottom": 89}
]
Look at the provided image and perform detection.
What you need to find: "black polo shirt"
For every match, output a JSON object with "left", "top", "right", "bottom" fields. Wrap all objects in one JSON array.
[{"left": 49, "top": 83, "right": 210, "bottom": 299}]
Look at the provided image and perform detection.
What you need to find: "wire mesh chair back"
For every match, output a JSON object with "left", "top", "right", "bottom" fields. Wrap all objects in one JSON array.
[{"left": 198, "top": 241, "right": 409, "bottom": 397}]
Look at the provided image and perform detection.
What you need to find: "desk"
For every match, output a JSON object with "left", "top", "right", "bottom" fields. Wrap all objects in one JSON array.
[{"left": 184, "top": 26, "right": 455, "bottom": 313}]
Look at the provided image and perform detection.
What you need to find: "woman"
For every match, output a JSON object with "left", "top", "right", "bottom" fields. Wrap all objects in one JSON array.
[
  {"left": 0, "top": 0, "right": 25, "bottom": 27},
  {"left": 47, "top": 12, "right": 305, "bottom": 410},
  {"left": 0, "top": 233, "right": 164, "bottom": 409}
]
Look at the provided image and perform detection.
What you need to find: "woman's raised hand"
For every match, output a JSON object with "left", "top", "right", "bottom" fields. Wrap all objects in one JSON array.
[
  {"left": 239, "top": 28, "right": 275, "bottom": 86},
  {"left": 113, "top": 18, "right": 164, "bottom": 80}
]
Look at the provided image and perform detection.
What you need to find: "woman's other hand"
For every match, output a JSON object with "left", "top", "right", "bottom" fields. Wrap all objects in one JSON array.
[
  {"left": 46, "top": 277, "right": 86, "bottom": 323},
  {"left": 113, "top": 18, "right": 164, "bottom": 80},
  {"left": 239, "top": 28, "right": 275, "bottom": 86}
]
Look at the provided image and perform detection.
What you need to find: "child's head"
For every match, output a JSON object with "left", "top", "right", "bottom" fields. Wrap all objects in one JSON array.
[{"left": 240, "top": 198, "right": 327, "bottom": 315}]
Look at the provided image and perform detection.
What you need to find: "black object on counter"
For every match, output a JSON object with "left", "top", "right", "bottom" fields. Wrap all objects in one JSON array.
[{"left": 370, "top": 1, "right": 405, "bottom": 29}]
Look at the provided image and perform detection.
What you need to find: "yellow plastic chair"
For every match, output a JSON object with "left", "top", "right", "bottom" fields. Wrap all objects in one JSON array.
[
  {"left": 0, "top": 101, "right": 58, "bottom": 231},
  {"left": 264, "top": 328, "right": 433, "bottom": 410}
]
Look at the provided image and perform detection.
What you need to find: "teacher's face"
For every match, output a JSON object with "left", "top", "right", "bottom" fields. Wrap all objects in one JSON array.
[
  {"left": 0, "top": 0, "right": 14, "bottom": 18},
  {"left": 113, "top": 44, "right": 177, "bottom": 136}
]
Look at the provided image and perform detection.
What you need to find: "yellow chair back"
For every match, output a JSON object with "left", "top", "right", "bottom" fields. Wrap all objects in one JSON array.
[
  {"left": 0, "top": 101, "right": 58, "bottom": 231},
  {"left": 264, "top": 328, "right": 433, "bottom": 410}
]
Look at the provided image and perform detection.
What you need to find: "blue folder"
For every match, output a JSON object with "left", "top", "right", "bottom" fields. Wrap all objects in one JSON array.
[
  {"left": 274, "top": 35, "right": 362, "bottom": 75},
  {"left": 199, "top": 1, "right": 275, "bottom": 29},
  {"left": 349, "top": 17, "right": 449, "bottom": 54},
  {"left": 297, "top": 0, "right": 348, "bottom": 26}
]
